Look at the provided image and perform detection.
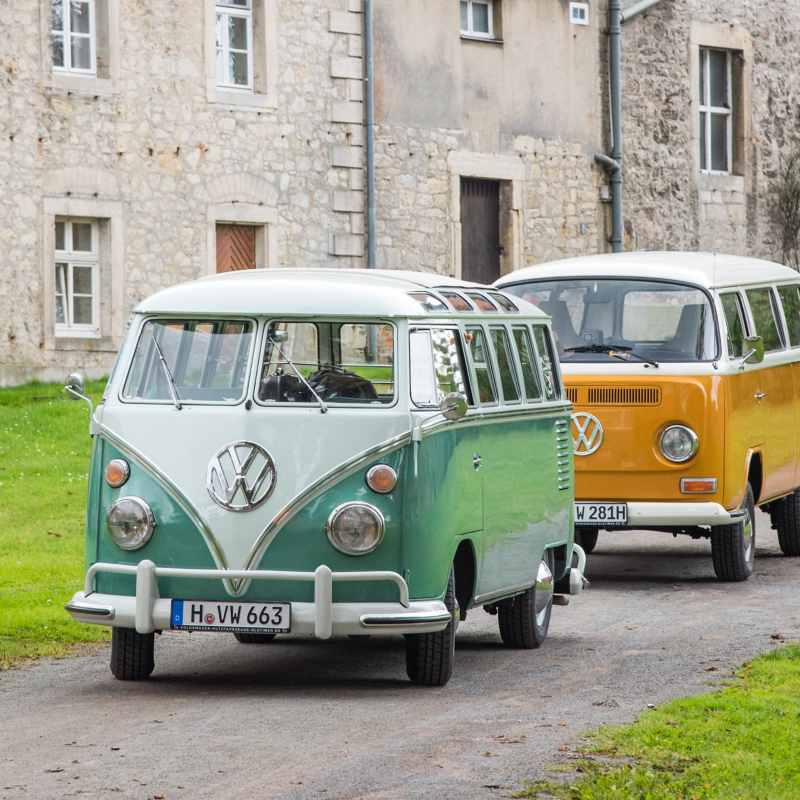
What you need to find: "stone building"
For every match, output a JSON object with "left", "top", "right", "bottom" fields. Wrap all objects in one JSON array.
[{"left": 0, "top": 0, "right": 798, "bottom": 384}]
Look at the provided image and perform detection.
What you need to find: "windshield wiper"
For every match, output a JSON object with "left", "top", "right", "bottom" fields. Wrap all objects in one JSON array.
[
  {"left": 151, "top": 334, "right": 182, "bottom": 410},
  {"left": 268, "top": 336, "right": 328, "bottom": 414},
  {"left": 566, "top": 344, "right": 659, "bottom": 368}
]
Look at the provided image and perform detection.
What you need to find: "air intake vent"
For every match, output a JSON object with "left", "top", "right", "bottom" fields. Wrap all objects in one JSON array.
[
  {"left": 566, "top": 388, "right": 578, "bottom": 404},
  {"left": 587, "top": 386, "right": 662, "bottom": 406}
]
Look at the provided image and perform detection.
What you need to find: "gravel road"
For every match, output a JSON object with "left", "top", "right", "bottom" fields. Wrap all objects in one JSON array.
[{"left": 2, "top": 510, "right": 799, "bottom": 800}]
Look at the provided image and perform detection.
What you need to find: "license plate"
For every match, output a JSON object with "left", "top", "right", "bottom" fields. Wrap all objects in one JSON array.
[
  {"left": 574, "top": 502, "right": 627, "bottom": 526},
  {"left": 171, "top": 600, "right": 291, "bottom": 633}
]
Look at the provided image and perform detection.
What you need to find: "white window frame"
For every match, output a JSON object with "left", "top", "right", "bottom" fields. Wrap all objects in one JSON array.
[
  {"left": 569, "top": 3, "right": 589, "bottom": 25},
  {"left": 215, "top": 0, "right": 254, "bottom": 91},
  {"left": 699, "top": 47, "right": 732, "bottom": 175},
  {"left": 55, "top": 218, "right": 100, "bottom": 337},
  {"left": 461, "top": 0, "right": 493, "bottom": 40},
  {"left": 51, "top": 0, "right": 97, "bottom": 76}
]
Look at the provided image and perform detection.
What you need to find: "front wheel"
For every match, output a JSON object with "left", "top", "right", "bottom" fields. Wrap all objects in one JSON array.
[
  {"left": 574, "top": 527, "right": 599, "bottom": 554},
  {"left": 498, "top": 554, "right": 554, "bottom": 648},
  {"left": 110, "top": 628, "right": 155, "bottom": 681},
  {"left": 772, "top": 487, "right": 800, "bottom": 556},
  {"left": 711, "top": 484, "right": 755, "bottom": 582},
  {"left": 233, "top": 632, "right": 277, "bottom": 644},
  {"left": 405, "top": 567, "right": 456, "bottom": 686}
]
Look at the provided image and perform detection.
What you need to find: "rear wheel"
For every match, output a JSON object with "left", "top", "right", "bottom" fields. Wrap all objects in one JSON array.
[
  {"left": 405, "top": 567, "right": 456, "bottom": 686},
  {"left": 498, "top": 553, "right": 554, "bottom": 649},
  {"left": 574, "top": 527, "right": 599, "bottom": 554},
  {"left": 711, "top": 484, "right": 755, "bottom": 582},
  {"left": 110, "top": 628, "right": 155, "bottom": 681},
  {"left": 772, "top": 488, "right": 800, "bottom": 556},
  {"left": 233, "top": 632, "right": 277, "bottom": 644}
]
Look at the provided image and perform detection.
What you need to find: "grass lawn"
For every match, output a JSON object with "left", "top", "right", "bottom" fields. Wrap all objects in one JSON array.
[
  {"left": 0, "top": 379, "right": 109, "bottom": 668},
  {"left": 517, "top": 643, "right": 800, "bottom": 799}
]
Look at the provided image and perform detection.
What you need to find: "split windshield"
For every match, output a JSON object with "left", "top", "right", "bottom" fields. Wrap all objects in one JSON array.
[{"left": 504, "top": 279, "right": 718, "bottom": 363}]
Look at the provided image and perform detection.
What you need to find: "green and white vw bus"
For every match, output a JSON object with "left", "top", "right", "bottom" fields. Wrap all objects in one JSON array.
[{"left": 65, "top": 269, "right": 586, "bottom": 686}]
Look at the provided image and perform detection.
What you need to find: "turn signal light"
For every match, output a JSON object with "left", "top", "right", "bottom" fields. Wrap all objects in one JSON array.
[
  {"left": 105, "top": 459, "right": 130, "bottom": 488},
  {"left": 680, "top": 478, "right": 717, "bottom": 494},
  {"left": 366, "top": 465, "right": 397, "bottom": 494}
]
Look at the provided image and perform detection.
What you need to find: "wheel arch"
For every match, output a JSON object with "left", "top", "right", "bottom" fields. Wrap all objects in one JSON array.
[
  {"left": 746, "top": 449, "right": 764, "bottom": 505},
  {"left": 452, "top": 538, "right": 477, "bottom": 614}
]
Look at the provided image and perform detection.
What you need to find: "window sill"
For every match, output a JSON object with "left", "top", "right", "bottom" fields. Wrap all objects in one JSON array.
[
  {"left": 460, "top": 34, "right": 504, "bottom": 44},
  {"left": 213, "top": 89, "right": 278, "bottom": 111},
  {"left": 46, "top": 73, "right": 118, "bottom": 98},
  {"left": 53, "top": 334, "right": 118, "bottom": 352},
  {"left": 698, "top": 172, "right": 745, "bottom": 190}
]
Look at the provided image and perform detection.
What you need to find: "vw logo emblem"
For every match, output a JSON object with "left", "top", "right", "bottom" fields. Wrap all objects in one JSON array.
[
  {"left": 571, "top": 413, "right": 603, "bottom": 456},
  {"left": 207, "top": 441, "right": 277, "bottom": 512}
]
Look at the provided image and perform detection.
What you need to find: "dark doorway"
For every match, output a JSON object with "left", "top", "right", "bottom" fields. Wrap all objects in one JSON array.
[{"left": 460, "top": 178, "right": 501, "bottom": 284}]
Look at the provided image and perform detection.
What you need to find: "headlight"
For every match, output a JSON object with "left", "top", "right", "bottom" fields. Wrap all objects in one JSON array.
[
  {"left": 106, "top": 496, "right": 156, "bottom": 550},
  {"left": 659, "top": 425, "right": 698, "bottom": 463},
  {"left": 325, "top": 502, "right": 385, "bottom": 556}
]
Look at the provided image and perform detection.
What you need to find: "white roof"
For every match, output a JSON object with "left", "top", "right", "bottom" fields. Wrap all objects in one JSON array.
[
  {"left": 495, "top": 252, "right": 799, "bottom": 290},
  {"left": 136, "top": 268, "right": 546, "bottom": 318}
]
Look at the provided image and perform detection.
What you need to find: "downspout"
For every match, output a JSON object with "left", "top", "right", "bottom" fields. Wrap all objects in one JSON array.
[
  {"left": 596, "top": 0, "right": 666, "bottom": 253},
  {"left": 363, "top": 0, "right": 377, "bottom": 361}
]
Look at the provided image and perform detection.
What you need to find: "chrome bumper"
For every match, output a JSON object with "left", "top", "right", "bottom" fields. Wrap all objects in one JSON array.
[
  {"left": 624, "top": 501, "right": 746, "bottom": 527},
  {"left": 65, "top": 560, "right": 451, "bottom": 638}
]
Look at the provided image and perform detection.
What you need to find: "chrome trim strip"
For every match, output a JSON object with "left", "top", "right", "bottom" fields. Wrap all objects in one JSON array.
[
  {"left": 65, "top": 601, "right": 115, "bottom": 619},
  {"left": 474, "top": 581, "right": 536, "bottom": 605},
  {"left": 419, "top": 406, "right": 570, "bottom": 438},
  {"left": 359, "top": 611, "right": 452, "bottom": 627}
]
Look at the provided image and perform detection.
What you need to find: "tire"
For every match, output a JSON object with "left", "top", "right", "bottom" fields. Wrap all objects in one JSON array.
[
  {"left": 772, "top": 488, "right": 800, "bottom": 556},
  {"left": 405, "top": 567, "right": 456, "bottom": 686},
  {"left": 498, "top": 552, "right": 554, "bottom": 649},
  {"left": 711, "top": 483, "right": 756, "bottom": 582},
  {"left": 574, "top": 527, "right": 599, "bottom": 554},
  {"left": 110, "top": 627, "right": 155, "bottom": 681},
  {"left": 233, "top": 632, "right": 277, "bottom": 644}
]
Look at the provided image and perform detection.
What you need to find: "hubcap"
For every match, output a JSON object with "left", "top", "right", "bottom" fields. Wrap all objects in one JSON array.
[
  {"left": 534, "top": 559, "right": 554, "bottom": 626},
  {"left": 742, "top": 503, "right": 754, "bottom": 564}
]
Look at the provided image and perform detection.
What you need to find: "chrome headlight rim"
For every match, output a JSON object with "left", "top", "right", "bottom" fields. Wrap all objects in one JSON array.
[
  {"left": 105, "top": 458, "right": 130, "bottom": 488},
  {"left": 659, "top": 425, "right": 699, "bottom": 463},
  {"left": 325, "top": 501, "right": 386, "bottom": 557},
  {"left": 106, "top": 496, "right": 156, "bottom": 551}
]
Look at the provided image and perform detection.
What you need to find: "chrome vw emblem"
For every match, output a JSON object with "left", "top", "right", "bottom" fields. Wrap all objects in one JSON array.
[
  {"left": 207, "top": 441, "right": 276, "bottom": 512},
  {"left": 571, "top": 413, "right": 603, "bottom": 456}
]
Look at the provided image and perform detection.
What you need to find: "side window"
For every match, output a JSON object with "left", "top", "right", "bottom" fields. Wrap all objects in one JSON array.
[
  {"left": 466, "top": 328, "right": 497, "bottom": 405},
  {"left": 512, "top": 327, "right": 542, "bottom": 402},
  {"left": 55, "top": 218, "right": 98, "bottom": 336},
  {"left": 745, "top": 288, "right": 785, "bottom": 352},
  {"left": 488, "top": 327, "right": 520, "bottom": 403},
  {"left": 532, "top": 326, "right": 560, "bottom": 400},
  {"left": 777, "top": 285, "right": 800, "bottom": 348},
  {"left": 409, "top": 329, "right": 470, "bottom": 408},
  {"left": 720, "top": 292, "right": 748, "bottom": 358}
]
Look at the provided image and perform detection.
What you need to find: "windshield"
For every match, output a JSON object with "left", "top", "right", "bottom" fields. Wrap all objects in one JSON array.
[
  {"left": 503, "top": 279, "right": 718, "bottom": 363},
  {"left": 122, "top": 319, "right": 253, "bottom": 403},
  {"left": 258, "top": 321, "right": 394, "bottom": 405}
]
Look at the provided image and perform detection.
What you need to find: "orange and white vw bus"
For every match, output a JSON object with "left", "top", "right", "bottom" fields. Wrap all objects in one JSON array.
[{"left": 497, "top": 252, "right": 800, "bottom": 581}]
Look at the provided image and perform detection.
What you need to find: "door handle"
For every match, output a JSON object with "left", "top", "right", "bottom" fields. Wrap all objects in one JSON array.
[
  {"left": 755, "top": 392, "right": 766, "bottom": 402},
  {"left": 473, "top": 453, "right": 483, "bottom": 471}
]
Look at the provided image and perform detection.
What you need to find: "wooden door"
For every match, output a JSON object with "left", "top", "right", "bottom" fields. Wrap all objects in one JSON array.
[
  {"left": 460, "top": 178, "right": 500, "bottom": 284},
  {"left": 216, "top": 224, "right": 256, "bottom": 273}
]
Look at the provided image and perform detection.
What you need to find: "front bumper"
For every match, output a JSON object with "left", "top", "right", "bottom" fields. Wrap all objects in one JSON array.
[
  {"left": 599, "top": 501, "right": 746, "bottom": 528},
  {"left": 65, "top": 560, "right": 451, "bottom": 638}
]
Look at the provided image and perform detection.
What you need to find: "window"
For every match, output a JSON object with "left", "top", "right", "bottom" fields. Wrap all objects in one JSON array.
[
  {"left": 407, "top": 293, "right": 450, "bottom": 313},
  {"left": 532, "top": 326, "right": 559, "bottom": 400},
  {"left": 460, "top": 0, "right": 493, "bottom": 39},
  {"left": 123, "top": 319, "right": 254, "bottom": 404},
  {"left": 52, "top": 0, "right": 95, "bottom": 74},
  {"left": 258, "top": 321, "right": 394, "bottom": 405},
  {"left": 720, "top": 292, "right": 748, "bottom": 359},
  {"left": 489, "top": 292, "right": 519, "bottom": 313},
  {"left": 488, "top": 327, "right": 520, "bottom": 403},
  {"left": 55, "top": 219, "right": 98, "bottom": 336},
  {"left": 216, "top": 0, "right": 253, "bottom": 90},
  {"left": 746, "top": 288, "right": 785, "bottom": 352},
  {"left": 410, "top": 329, "right": 469, "bottom": 408},
  {"left": 439, "top": 291, "right": 474, "bottom": 312},
  {"left": 464, "top": 292, "right": 498, "bottom": 312},
  {"left": 512, "top": 327, "right": 542, "bottom": 402},
  {"left": 699, "top": 48, "right": 732, "bottom": 173},
  {"left": 569, "top": 3, "right": 589, "bottom": 25},
  {"left": 466, "top": 328, "right": 497, "bottom": 404},
  {"left": 777, "top": 285, "right": 800, "bottom": 348}
]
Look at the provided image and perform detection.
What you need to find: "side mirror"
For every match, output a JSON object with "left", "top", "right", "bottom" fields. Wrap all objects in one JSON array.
[
  {"left": 65, "top": 372, "right": 86, "bottom": 399},
  {"left": 269, "top": 330, "right": 289, "bottom": 344},
  {"left": 743, "top": 336, "right": 764, "bottom": 365},
  {"left": 439, "top": 392, "right": 468, "bottom": 421}
]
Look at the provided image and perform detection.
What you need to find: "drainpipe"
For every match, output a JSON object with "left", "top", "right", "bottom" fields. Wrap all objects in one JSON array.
[
  {"left": 363, "top": 0, "right": 377, "bottom": 361},
  {"left": 597, "top": 0, "right": 666, "bottom": 253}
]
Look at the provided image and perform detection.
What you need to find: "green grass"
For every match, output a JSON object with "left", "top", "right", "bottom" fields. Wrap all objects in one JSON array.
[
  {"left": 516, "top": 643, "right": 800, "bottom": 799},
  {"left": 0, "top": 379, "right": 110, "bottom": 668}
]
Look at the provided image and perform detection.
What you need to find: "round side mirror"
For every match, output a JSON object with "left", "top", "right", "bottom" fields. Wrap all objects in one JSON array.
[
  {"left": 743, "top": 336, "right": 764, "bottom": 365},
  {"left": 269, "top": 330, "right": 289, "bottom": 344},
  {"left": 65, "top": 372, "right": 86, "bottom": 399},
  {"left": 439, "top": 392, "right": 468, "bottom": 421}
]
